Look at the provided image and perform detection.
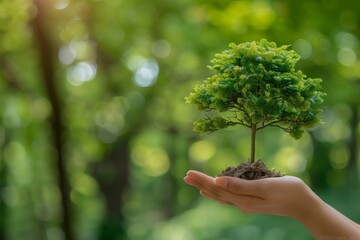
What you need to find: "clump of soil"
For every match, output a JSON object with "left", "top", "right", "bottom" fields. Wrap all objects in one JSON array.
[{"left": 218, "top": 160, "right": 284, "bottom": 180}]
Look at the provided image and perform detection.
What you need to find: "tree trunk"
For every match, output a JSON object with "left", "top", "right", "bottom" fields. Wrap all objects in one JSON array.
[
  {"left": 250, "top": 125, "right": 257, "bottom": 163},
  {"left": 0, "top": 130, "right": 8, "bottom": 240},
  {"left": 348, "top": 103, "right": 359, "bottom": 185},
  {"left": 92, "top": 138, "right": 129, "bottom": 240},
  {"left": 309, "top": 134, "right": 333, "bottom": 190},
  {"left": 31, "top": 1, "right": 74, "bottom": 239}
]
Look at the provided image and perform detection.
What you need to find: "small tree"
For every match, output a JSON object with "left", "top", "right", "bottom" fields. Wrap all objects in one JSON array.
[{"left": 186, "top": 39, "right": 325, "bottom": 174}]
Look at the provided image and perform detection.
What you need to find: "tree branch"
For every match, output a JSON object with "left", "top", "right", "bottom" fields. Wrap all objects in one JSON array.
[{"left": 257, "top": 119, "right": 283, "bottom": 130}]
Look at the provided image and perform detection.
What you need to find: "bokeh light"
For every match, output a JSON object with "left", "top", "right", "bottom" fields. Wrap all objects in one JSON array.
[
  {"left": 133, "top": 60, "right": 159, "bottom": 88},
  {"left": 329, "top": 144, "right": 349, "bottom": 169},
  {"left": 152, "top": 39, "right": 172, "bottom": 58},
  {"left": 131, "top": 145, "right": 170, "bottom": 177},
  {"left": 189, "top": 140, "right": 216, "bottom": 163},
  {"left": 337, "top": 48, "right": 357, "bottom": 66},
  {"left": 66, "top": 61, "right": 97, "bottom": 86},
  {"left": 293, "top": 39, "right": 313, "bottom": 59}
]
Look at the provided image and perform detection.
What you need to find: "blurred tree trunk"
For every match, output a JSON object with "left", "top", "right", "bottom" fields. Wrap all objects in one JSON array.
[
  {"left": 0, "top": 60, "right": 10, "bottom": 240},
  {"left": 348, "top": 102, "right": 359, "bottom": 185},
  {"left": 93, "top": 138, "right": 129, "bottom": 239},
  {"left": 31, "top": 0, "right": 74, "bottom": 239},
  {"left": 0, "top": 130, "right": 8, "bottom": 240},
  {"left": 309, "top": 134, "right": 333, "bottom": 190},
  {"left": 89, "top": 44, "right": 131, "bottom": 239},
  {"left": 162, "top": 127, "right": 179, "bottom": 219}
]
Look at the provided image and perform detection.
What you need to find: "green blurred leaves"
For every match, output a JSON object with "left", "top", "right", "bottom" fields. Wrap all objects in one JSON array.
[{"left": 1, "top": 0, "right": 360, "bottom": 239}]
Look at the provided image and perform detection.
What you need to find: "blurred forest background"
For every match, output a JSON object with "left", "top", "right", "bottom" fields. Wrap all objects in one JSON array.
[{"left": 1, "top": 0, "right": 360, "bottom": 239}]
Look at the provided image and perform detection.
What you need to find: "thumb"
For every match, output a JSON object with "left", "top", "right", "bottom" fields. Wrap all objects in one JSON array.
[{"left": 215, "top": 177, "right": 267, "bottom": 198}]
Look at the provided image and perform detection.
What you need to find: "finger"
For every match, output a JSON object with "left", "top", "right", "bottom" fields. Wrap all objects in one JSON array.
[
  {"left": 186, "top": 170, "right": 216, "bottom": 187},
  {"left": 185, "top": 171, "right": 237, "bottom": 199},
  {"left": 203, "top": 188, "right": 266, "bottom": 213},
  {"left": 200, "top": 190, "right": 235, "bottom": 206},
  {"left": 218, "top": 199, "right": 236, "bottom": 206},
  {"left": 184, "top": 176, "right": 231, "bottom": 204},
  {"left": 215, "top": 176, "right": 268, "bottom": 199},
  {"left": 185, "top": 174, "right": 266, "bottom": 212},
  {"left": 183, "top": 176, "right": 204, "bottom": 190},
  {"left": 185, "top": 170, "right": 266, "bottom": 207},
  {"left": 185, "top": 170, "right": 220, "bottom": 194},
  {"left": 184, "top": 175, "right": 221, "bottom": 197},
  {"left": 236, "top": 194, "right": 266, "bottom": 213}
]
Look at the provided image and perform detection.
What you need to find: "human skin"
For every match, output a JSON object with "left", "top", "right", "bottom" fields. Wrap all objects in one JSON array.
[{"left": 184, "top": 170, "right": 360, "bottom": 240}]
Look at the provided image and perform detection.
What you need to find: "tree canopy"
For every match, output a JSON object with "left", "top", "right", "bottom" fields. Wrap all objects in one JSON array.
[{"left": 186, "top": 39, "right": 326, "bottom": 140}]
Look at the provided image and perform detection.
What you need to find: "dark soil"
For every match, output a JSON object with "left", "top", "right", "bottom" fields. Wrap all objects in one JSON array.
[{"left": 218, "top": 160, "right": 284, "bottom": 180}]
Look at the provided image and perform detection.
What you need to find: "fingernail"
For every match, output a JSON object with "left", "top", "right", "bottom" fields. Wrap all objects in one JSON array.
[
  {"left": 215, "top": 177, "right": 227, "bottom": 188},
  {"left": 183, "top": 176, "right": 192, "bottom": 184}
]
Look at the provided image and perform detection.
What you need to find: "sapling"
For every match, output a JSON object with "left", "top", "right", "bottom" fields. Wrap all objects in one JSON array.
[{"left": 186, "top": 39, "right": 326, "bottom": 179}]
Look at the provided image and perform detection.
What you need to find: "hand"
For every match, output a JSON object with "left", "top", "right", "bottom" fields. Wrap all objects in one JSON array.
[
  {"left": 184, "top": 170, "right": 360, "bottom": 239},
  {"left": 183, "top": 170, "right": 310, "bottom": 219}
]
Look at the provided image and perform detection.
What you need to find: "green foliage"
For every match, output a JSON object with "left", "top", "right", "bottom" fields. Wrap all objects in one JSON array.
[{"left": 186, "top": 39, "right": 326, "bottom": 139}]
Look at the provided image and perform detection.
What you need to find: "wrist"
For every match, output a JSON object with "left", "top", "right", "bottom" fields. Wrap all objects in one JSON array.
[
  {"left": 290, "top": 183, "right": 321, "bottom": 223},
  {"left": 290, "top": 185, "right": 360, "bottom": 239}
]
